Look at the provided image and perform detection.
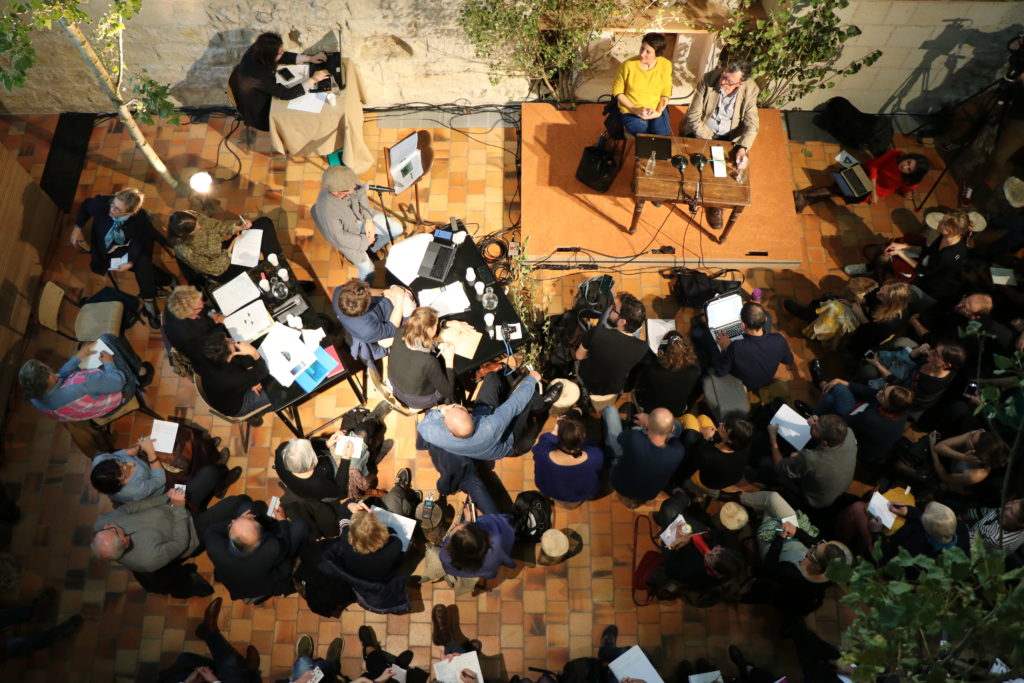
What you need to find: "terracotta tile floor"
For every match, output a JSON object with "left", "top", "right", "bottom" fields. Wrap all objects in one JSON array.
[{"left": 0, "top": 111, "right": 957, "bottom": 682}]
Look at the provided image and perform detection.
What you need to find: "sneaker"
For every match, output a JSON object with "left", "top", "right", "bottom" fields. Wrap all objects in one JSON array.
[
  {"left": 326, "top": 637, "right": 344, "bottom": 664},
  {"left": 370, "top": 400, "right": 393, "bottom": 421},
  {"left": 843, "top": 263, "right": 868, "bottom": 276},
  {"left": 599, "top": 625, "right": 618, "bottom": 650},
  {"left": 295, "top": 634, "right": 314, "bottom": 659},
  {"left": 394, "top": 467, "right": 412, "bottom": 489}
]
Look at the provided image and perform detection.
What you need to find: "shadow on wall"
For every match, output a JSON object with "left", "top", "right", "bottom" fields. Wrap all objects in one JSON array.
[
  {"left": 172, "top": 30, "right": 342, "bottom": 107},
  {"left": 880, "top": 20, "right": 1024, "bottom": 114}
]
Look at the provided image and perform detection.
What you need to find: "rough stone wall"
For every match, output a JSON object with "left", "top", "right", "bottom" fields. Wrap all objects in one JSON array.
[{"left": 0, "top": 0, "right": 1020, "bottom": 115}]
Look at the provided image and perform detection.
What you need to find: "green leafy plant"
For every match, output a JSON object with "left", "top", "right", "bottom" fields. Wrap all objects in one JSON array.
[
  {"left": 508, "top": 239, "right": 552, "bottom": 369},
  {"left": 715, "top": 0, "right": 882, "bottom": 108},
  {"left": 459, "top": 0, "right": 646, "bottom": 104},
  {"left": 0, "top": 1, "right": 181, "bottom": 189},
  {"left": 828, "top": 535, "right": 1024, "bottom": 682}
]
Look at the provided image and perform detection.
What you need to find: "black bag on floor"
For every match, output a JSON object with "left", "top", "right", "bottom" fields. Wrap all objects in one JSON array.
[
  {"left": 511, "top": 490, "right": 553, "bottom": 542},
  {"left": 816, "top": 96, "right": 893, "bottom": 158},
  {"left": 667, "top": 268, "right": 742, "bottom": 308},
  {"left": 576, "top": 133, "right": 619, "bottom": 192}
]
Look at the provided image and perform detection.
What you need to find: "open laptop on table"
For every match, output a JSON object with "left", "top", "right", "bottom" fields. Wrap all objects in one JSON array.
[
  {"left": 705, "top": 292, "right": 745, "bottom": 344},
  {"left": 417, "top": 218, "right": 462, "bottom": 284}
]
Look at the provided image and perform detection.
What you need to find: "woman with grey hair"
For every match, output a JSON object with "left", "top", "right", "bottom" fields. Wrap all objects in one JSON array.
[
  {"left": 274, "top": 436, "right": 349, "bottom": 502},
  {"left": 20, "top": 334, "right": 151, "bottom": 422}
]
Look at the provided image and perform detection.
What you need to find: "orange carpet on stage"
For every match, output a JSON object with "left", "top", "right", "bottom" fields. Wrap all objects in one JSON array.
[{"left": 520, "top": 103, "right": 803, "bottom": 264}]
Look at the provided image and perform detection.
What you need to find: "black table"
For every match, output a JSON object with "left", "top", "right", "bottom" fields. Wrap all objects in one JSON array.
[
  {"left": 403, "top": 234, "right": 529, "bottom": 375},
  {"left": 211, "top": 257, "right": 365, "bottom": 438}
]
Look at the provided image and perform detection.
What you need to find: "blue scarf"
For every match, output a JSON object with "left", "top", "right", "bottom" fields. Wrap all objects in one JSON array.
[{"left": 104, "top": 214, "right": 130, "bottom": 249}]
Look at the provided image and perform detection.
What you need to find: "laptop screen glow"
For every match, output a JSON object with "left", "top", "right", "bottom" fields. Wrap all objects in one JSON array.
[{"left": 706, "top": 293, "right": 744, "bottom": 329}]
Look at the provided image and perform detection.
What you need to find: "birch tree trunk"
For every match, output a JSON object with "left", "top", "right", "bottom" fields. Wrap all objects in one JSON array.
[{"left": 59, "top": 19, "right": 181, "bottom": 191}]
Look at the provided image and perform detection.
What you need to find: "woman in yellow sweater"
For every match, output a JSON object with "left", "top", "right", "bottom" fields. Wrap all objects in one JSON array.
[{"left": 612, "top": 33, "right": 673, "bottom": 136}]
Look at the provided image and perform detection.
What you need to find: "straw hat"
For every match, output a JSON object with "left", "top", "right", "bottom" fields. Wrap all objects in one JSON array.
[
  {"left": 718, "top": 501, "right": 749, "bottom": 531},
  {"left": 1004, "top": 176, "right": 1024, "bottom": 208},
  {"left": 548, "top": 379, "right": 580, "bottom": 414},
  {"left": 540, "top": 529, "right": 569, "bottom": 558},
  {"left": 924, "top": 210, "right": 986, "bottom": 232}
]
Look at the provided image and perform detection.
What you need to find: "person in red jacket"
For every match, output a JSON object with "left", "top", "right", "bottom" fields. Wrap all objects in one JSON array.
[{"left": 793, "top": 150, "right": 930, "bottom": 212}]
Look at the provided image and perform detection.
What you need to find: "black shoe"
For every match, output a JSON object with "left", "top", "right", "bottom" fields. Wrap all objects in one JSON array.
[
  {"left": 215, "top": 466, "right": 243, "bottom": 498},
  {"left": 793, "top": 400, "right": 814, "bottom": 419},
  {"left": 675, "top": 660, "right": 694, "bottom": 683},
  {"left": 137, "top": 361, "right": 155, "bottom": 388},
  {"left": 783, "top": 298, "right": 815, "bottom": 322},
  {"left": 296, "top": 634, "right": 314, "bottom": 659},
  {"left": 196, "top": 597, "right": 222, "bottom": 640},
  {"left": 211, "top": 436, "right": 222, "bottom": 449},
  {"left": 793, "top": 190, "right": 808, "bottom": 213},
  {"left": 431, "top": 604, "right": 451, "bottom": 646},
  {"left": 245, "top": 645, "right": 261, "bottom": 671},
  {"left": 809, "top": 359, "right": 826, "bottom": 389},
  {"left": 694, "top": 658, "right": 713, "bottom": 674},
  {"left": 395, "top": 650, "right": 414, "bottom": 670},
  {"left": 395, "top": 467, "right": 412, "bottom": 489},
  {"left": 599, "top": 625, "right": 618, "bottom": 650},
  {"left": 728, "top": 645, "right": 750, "bottom": 675},
  {"left": 358, "top": 625, "right": 379, "bottom": 655},
  {"left": 326, "top": 637, "right": 344, "bottom": 664},
  {"left": 539, "top": 381, "right": 564, "bottom": 410},
  {"left": 370, "top": 400, "right": 393, "bottom": 421},
  {"left": 141, "top": 304, "right": 160, "bottom": 330}
]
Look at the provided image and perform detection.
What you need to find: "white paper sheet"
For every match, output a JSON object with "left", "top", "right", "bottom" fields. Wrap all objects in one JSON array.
[
  {"left": 333, "top": 433, "right": 365, "bottom": 459},
  {"left": 710, "top": 145, "right": 728, "bottom": 177},
  {"left": 991, "top": 267, "right": 1018, "bottom": 287},
  {"left": 646, "top": 318, "right": 677, "bottom": 353},
  {"left": 659, "top": 514, "right": 691, "bottom": 547},
  {"left": 688, "top": 672, "right": 725, "bottom": 683},
  {"left": 302, "top": 327, "right": 327, "bottom": 353},
  {"left": 223, "top": 299, "right": 274, "bottom": 343},
  {"left": 417, "top": 283, "right": 472, "bottom": 318},
  {"left": 230, "top": 229, "right": 263, "bottom": 268},
  {"left": 81, "top": 337, "right": 115, "bottom": 370},
  {"left": 385, "top": 233, "right": 433, "bottom": 285},
  {"left": 432, "top": 651, "right": 484, "bottom": 683},
  {"left": 370, "top": 505, "right": 418, "bottom": 551},
  {"left": 770, "top": 404, "right": 812, "bottom": 451},
  {"left": 149, "top": 420, "right": 180, "bottom": 454},
  {"left": 258, "top": 322, "right": 315, "bottom": 387},
  {"left": 609, "top": 645, "right": 664, "bottom": 683},
  {"left": 390, "top": 666, "right": 407, "bottom": 683},
  {"left": 109, "top": 254, "right": 130, "bottom": 270},
  {"left": 212, "top": 272, "right": 262, "bottom": 316},
  {"left": 287, "top": 92, "right": 327, "bottom": 113},
  {"left": 867, "top": 491, "right": 897, "bottom": 529}
]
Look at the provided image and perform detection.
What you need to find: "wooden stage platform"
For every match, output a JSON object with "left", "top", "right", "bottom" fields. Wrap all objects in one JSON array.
[{"left": 519, "top": 103, "right": 803, "bottom": 267}]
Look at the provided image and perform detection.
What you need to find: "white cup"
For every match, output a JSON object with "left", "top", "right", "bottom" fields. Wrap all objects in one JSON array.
[
  {"left": 278, "top": 268, "right": 289, "bottom": 281},
  {"left": 267, "top": 253, "right": 279, "bottom": 267},
  {"left": 259, "top": 278, "right": 271, "bottom": 292},
  {"left": 465, "top": 267, "right": 476, "bottom": 283},
  {"left": 484, "top": 313, "right": 495, "bottom": 327},
  {"left": 453, "top": 231, "right": 467, "bottom": 245},
  {"left": 474, "top": 281, "right": 485, "bottom": 296}
]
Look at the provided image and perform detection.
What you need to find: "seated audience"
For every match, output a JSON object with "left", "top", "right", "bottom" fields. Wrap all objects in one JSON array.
[
  {"left": 712, "top": 302, "right": 795, "bottom": 391},
  {"left": 331, "top": 279, "right": 410, "bottom": 362},
  {"left": 69, "top": 187, "right": 170, "bottom": 327},
  {"left": 882, "top": 501, "right": 969, "bottom": 565},
  {"left": 164, "top": 286, "right": 227, "bottom": 367},
  {"left": 794, "top": 150, "right": 929, "bottom": 211},
  {"left": 312, "top": 166, "right": 403, "bottom": 281},
  {"left": 202, "top": 495, "right": 310, "bottom": 600},
  {"left": 680, "top": 412, "right": 754, "bottom": 492},
  {"left": 769, "top": 415, "right": 857, "bottom": 510},
  {"left": 160, "top": 597, "right": 261, "bottom": 683},
  {"left": 575, "top": 291, "right": 649, "bottom": 397},
  {"left": 168, "top": 211, "right": 282, "bottom": 284},
  {"left": 90, "top": 436, "right": 166, "bottom": 504},
  {"left": 20, "top": 335, "right": 151, "bottom": 422},
  {"left": 388, "top": 306, "right": 456, "bottom": 410},
  {"left": 809, "top": 380, "right": 913, "bottom": 467},
  {"left": 198, "top": 333, "right": 272, "bottom": 418},
  {"left": 440, "top": 514, "right": 517, "bottom": 580},
  {"left": 417, "top": 369, "right": 560, "bottom": 461},
  {"left": 928, "top": 428, "right": 1008, "bottom": 500},
  {"left": 966, "top": 498, "right": 1024, "bottom": 554},
  {"left": 531, "top": 409, "right": 604, "bottom": 505},
  {"left": 235, "top": 32, "right": 330, "bottom": 132},
  {"left": 274, "top": 437, "right": 348, "bottom": 502},
  {"left": 321, "top": 502, "right": 404, "bottom": 583},
  {"left": 658, "top": 515, "right": 745, "bottom": 594},
  {"left": 633, "top": 331, "right": 702, "bottom": 416},
  {"left": 426, "top": 444, "right": 499, "bottom": 515},
  {"left": 286, "top": 633, "right": 346, "bottom": 683},
  {"left": 605, "top": 407, "right": 685, "bottom": 506},
  {"left": 861, "top": 340, "right": 966, "bottom": 412},
  {"left": 611, "top": 32, "right": 673, "bottom": 137}
]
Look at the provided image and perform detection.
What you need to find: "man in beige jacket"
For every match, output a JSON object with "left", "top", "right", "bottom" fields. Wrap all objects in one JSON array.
[{"left": 681, "top": 59, "right": 760, "bottom": 228}]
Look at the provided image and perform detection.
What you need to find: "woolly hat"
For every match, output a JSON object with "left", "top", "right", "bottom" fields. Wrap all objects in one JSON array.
[
  {"left": 719, "top": 501, "right": 749, "bottom": 531},
  {"left": 322, "top": 165, "right": 358, "bottom": 193},
  {"left": 1004, "top": 177, "right": 1024, "bottom": 208},
  {"left": 540, "top": 529, "right": 570, "bottom": 558}
]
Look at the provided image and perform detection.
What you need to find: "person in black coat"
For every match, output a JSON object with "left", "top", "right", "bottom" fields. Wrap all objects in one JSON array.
[
  {"left": 164, "top": 286, "right": 228, "bottom": 368},
  {"left": 200, "top": 495, "right": 310, "bottom": 600},
  {"left": 882, "top": 501, "right": 970, "bottom": 566},
  {"left": 811, "top": 381, "right": 913, "bottom": 467},
  {"left": 69, "top": 188, "right": 171, "bottom": 328},
  {"left": 274, "top": 437, "right": 348, "bottom": 502},
  {"left": 633, "top": 331, "right": 701, "bottom": 417},
  {"left": 235, "top": 32, "right": 331, "bottom": 131},
  {"left": 198, "top": 333, "right": 271, "bottom": 417},
  {"left": 324, "top": 504, "right": 403, "bottom": 582}
]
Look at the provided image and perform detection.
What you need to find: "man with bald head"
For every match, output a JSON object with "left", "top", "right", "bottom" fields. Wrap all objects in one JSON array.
[
  {"left": 91, "top": 488, "right": 201, "bottom": 574},
  {"left": 202, "top": 495, "right": 310, "bottom": 601},
  {"left": 417, "top": 369, "right": 562, "bottom": 461},
  {"left": 605, "top": 406, "right": 686, "bottom": 506}
]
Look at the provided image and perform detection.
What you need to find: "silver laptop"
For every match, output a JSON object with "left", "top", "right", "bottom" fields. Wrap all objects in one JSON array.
[{"left": 705, "top": 293, "right": 745, "bottom": 342}]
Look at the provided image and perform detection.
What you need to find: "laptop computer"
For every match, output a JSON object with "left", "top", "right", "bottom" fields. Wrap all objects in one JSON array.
[
  {"left": 832, "top": 163, "right": 872, "bottom": 199},
  {"left": 635, "top": 134, "right": 672, "bottom": 161},
  {"left": 417, "top": 218, "right": 460, "bottom": 283},
  {"left": 705, "top": 293, "right": 745, "bottom": 343}
]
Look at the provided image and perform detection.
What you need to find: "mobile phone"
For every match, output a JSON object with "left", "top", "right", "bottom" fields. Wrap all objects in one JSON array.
[
  {"left": 309, "top": 666, "right": 325, "bottom": 683},
  {"left": 267, "top": 495, "right": 280, "bottom": 518},
  {"left": 279, "top": 67, "right": 295, "bottom": 80},
  {"left": 864, "top": 350, "right": 876, "bottom": 360},
  {"left": 173, "top": 484, "right": 187, "bottom": 493},
  {"left": 421, "top": 493, "right": 435, "bottom": 520},
  {"left": 964, "top": 381, "right": 979, "bottom": 397}
]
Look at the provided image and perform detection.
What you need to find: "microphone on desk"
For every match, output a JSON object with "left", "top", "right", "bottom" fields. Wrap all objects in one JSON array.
[{"left": 366, "top": 184, "right": 395, "bottom": 193}]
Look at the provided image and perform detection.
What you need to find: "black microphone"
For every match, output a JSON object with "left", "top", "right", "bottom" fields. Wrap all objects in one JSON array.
[
  {"left": 670, "top": 155, "right": 688, "bottom": 173},
  {"left": 366, "top": 184, "right": 395, "bottom": 193},
  {"left": 689, "top": 153, "right": 707, "bottom": 171}
]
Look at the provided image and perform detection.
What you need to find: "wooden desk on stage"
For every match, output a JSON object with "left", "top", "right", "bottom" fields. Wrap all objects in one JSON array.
[
  {"left": 630, "top": 136, "right": 751, "bottom": 243},
  {"left": 268, "top": 57, "right": 374, "bottom": 173}
]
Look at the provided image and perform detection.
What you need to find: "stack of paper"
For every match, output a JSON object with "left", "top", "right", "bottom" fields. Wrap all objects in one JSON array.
[
  {"left": 229, "top": 229, "right": 263, "bottom": 268},
  {"left": 149, "top": 420, "right": 180, "bottom": 453},
  {"left": 433, "top": 651, "right": 484, "bottom": 683},
  {"left": 258, "top": 322, "right": 316, "bottom": 387},
  {"left": 287, "top": 92, "right": 328, "bottom": 113},
  {"left": 710, "top": 146, "right": 728, "bottom": 178},
  {"left": 80, "top": 337, "right": 116, "bottom": 370},
  {"left": 867, "top": 491, "right": 897, "bottom": 529},
  {"left": 418, "top": 283, "right": 472, "bottom": 317},
  {"left": 370, "top": 505, "right": 418, "bottom": 551},
  {"left": 109, "top": 254, "right": 130, "bottom": 270},
  {"left": 224, "top": 299, "right": 275, "bottom": 343},
  {"left": 609, "top": 646, "right": 664, "bottom": 683},
  {"left": 212, "top": 272, "right": 261, "bottom": 315},
  {"left": 770, "top": 404, "right": 812, "bottom": 451}
]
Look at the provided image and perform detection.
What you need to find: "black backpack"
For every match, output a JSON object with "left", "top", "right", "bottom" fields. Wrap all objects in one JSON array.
[
  {"left": 667, "top": 268, "right": 742, "bottom": 308},
  {"left": 575, "top": 133, "right": 619, "bottom": 193},
  {"left": 816, "top": 96, "right": 893, "bottom": 158},
  {"left": 511, "top": 490, "right": 553, "bottom": 542}
]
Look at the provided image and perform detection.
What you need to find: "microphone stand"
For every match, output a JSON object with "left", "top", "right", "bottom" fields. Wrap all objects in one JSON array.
[{"left": 372, "top": 186, "right": 396, "bottom": 247}]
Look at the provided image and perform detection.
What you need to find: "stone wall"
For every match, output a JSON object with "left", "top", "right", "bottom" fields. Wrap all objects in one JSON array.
[{"left": 0, "top": 0, "right": 1020, "bottom": 115}]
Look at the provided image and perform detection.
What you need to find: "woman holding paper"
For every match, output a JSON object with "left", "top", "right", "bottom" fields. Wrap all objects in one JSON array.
[
  {"left": 388, "top": 307, "right": 456, "bottom": 410},
  {"left": 324, "top": 503, "right": 404, "bottom": 581},
  {"left": 168, "top": 210, "right": 283, "bottom": 284},
  {"left": 274, "top": 437, "right": 349, "bottom": 502},
  {"left": 236, "top": 32, "right": 331, "bottom": 131},
  {"left": 90, "top": 437, "right": 166, "bottom": 504}
]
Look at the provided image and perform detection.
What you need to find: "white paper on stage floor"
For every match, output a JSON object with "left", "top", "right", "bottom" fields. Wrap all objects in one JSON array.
[
  {"left": 418, "top": 283, "right": 472, "bottom": 318},
  {"left": 770, "top": 403, "right": 812, "bottom": 451},
  {"left": 258, "top": 322, "right": 315, "bottom": 387},
  {"left": 229, "top": 229, "right": 263, "bottom": 268},
  {"left": 212, "top": 272, "right": 262, "bottom": 315},
  {"left": 867, "top": 491, "right": 897, "bottom": 529},
  {"left": 991, "top": 267, "right": 1018, "bottom": 286},
  {"left": 433, "top": 651, "right": 484, "bottom": 683},
  {"left": 224, "top": 298, "right": 274, "bottom": 343},
  {"left": 80, "top": 337, "right": 115, "bottom": 369},
  {"left": 370, "top": 505, "right": 418, "bottom": 552},
  {"left": 276, "top": 63, "right": 308, "bottom": 87},
  {"left": 149, "top": 420, "right": 180, "bottom": 453},
  {"left": 109, "top": 254, "right": 130, "bottom": 270},
  {"left": 287, "top": 92, "right": 327, "bottom": 113},
  {"left": 659, "top": 514, "right": 691, "bottom": 547},
  {"left": 386, "top": 233, "right": 432, "bottom": 285},
  {"left": 688, "top": 672, "right": 725, "bottom": 683},
  {"left": 609, "top": 645, "right": 665, "bottom": 683},
  {"left": 646, "top": 318, "right": 677, "bottom": 353},
  {"left": 302, "top": 327, "right": 327, "bottom": 353}
]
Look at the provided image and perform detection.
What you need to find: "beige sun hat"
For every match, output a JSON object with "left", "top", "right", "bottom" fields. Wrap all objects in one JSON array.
[
  {"left": 924, "top": 209, "right": 986, "bottom": 232},
  {"left": 1004, "top": 176, "right": 1024, "bottom": 208},
  {"left": 538, "top": 529, "right": 570, "bottom": 565},
  {"left": 548, "top": 378, "right": 580, "bottom": 415},
  {"left": 719, "top": 501, "right": 749, "bottom": 531}
]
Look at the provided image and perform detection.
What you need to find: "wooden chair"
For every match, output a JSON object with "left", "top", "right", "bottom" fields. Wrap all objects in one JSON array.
[
  {"left": 195, "top": 375, "right": 266, "bottom": 453},
  {"left": 38, "top": 281, "right": 124, "bottom": 342},
  {"left": 366, "top": 364, "right": 417, "bottom": 417},
  {"left": 92, "top": 393, "right": 161, "bottom": 427}
]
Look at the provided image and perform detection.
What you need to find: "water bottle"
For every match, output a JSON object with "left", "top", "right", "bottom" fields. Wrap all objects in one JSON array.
[{"left": 645, "top": 150, "right": 657, "bottom": 175}]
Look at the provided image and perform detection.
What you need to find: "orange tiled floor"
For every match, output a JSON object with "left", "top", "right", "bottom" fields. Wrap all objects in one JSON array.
[{"left": 0, "top": 111, "right": 958, "bottom": 681}]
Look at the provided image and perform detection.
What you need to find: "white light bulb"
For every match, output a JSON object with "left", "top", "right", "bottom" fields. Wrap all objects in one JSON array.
[{"left": 189, "top": 171, "right": 213, "bottom": 193}]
